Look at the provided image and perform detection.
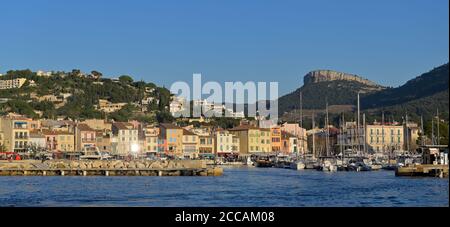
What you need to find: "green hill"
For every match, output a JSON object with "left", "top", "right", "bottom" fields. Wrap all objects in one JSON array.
[
  {"left": 0, "top": 69, "right": 173, "bottom": 122},
  {"left": 362, "top": 63, "right": 449, "bottom": 109}
]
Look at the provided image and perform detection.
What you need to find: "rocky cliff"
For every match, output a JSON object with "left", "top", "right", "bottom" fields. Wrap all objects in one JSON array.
[{"left": 304, "top": 70, "right": 382, "bottom": 87}]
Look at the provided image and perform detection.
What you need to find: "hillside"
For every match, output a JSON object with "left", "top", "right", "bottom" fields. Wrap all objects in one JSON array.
[
  {"left": 0, "top": 69, "right": 173, "bottom": 123},
  {"left": 279, "top": 63, "right": 449, "bottom": 125},
  {"left": 361, "top": 63, "right": 449, "bottom": 109},
  {"left": 278, "top": 70, "right": 385, "bottom": 114}
]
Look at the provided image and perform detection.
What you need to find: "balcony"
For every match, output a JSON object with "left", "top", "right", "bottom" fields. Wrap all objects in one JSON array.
[{"left": 15, "top": 136, "right": 29, "bottom": 139}]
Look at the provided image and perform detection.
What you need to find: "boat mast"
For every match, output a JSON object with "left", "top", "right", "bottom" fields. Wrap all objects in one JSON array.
[
  {"left": 420, "top": 115, "right": 424, "bottom": 146},
  {"left": 312, "top": 111, "right": 316, "bottom": 159},
  {"left": 340, "top": 113, "right": 344, "bottom": 160},
  {"left": 325, "top": 100, "right": 330, "bottom": 157},
  {"left": 382, "top": 111, "right": 385, "bottom": 154},
  {"left": 357, "top": 92, "right": 361, "bottom": 154},
  {"left": 363, "top": 113, "right": 366, "bottom": 156},
  {"left": 343, "top": 113, "right": 346, "bottom": 161},
  {"left": 299, "top": 91, "right": 304, "bottom": 157},
  {"left": 432, "top": 117, "right": 435, "bottom": 145},
  {"left": 406, "top": 113, "right": 410, "bottom": 152},
  {"left": 437, "top": 108, "right": 440, "bottom": 145}
]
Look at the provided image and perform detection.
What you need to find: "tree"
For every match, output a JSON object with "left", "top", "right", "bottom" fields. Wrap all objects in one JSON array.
[
  {"left": 156, "top": 111, "right": 174, "bottom": 123},
  {"left": 91, "top": 70, "right": 103, "bottom": 79},
  {"left": 119, "top": 75, "right": 134, "bottom": 84}
]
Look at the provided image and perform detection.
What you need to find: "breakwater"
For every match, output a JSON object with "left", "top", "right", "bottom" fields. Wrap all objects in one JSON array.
[{"left": 0, "top": 160, "right": 223, "bottom": 177}]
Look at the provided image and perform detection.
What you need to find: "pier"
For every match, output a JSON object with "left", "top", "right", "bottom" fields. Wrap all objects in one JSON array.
[
  {"left": 0, "top": 160, "right": 223, "bottom": 177},
  {"left": 395, "top": 164, "right": 448, "bottom": 178}
]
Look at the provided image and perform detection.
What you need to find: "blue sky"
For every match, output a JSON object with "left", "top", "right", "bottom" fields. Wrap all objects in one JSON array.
[{"left": 0, "top": 0, "right": 448, "bottom": 95}]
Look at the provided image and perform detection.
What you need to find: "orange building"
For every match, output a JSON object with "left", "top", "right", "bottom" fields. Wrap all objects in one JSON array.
[{"left": 270, "top": 126, "right": 281, "bottom": 152}]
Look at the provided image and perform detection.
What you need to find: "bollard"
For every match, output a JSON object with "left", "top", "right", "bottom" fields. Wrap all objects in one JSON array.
[
  {"left": 105, "top": 171, "right": 109, "bottom": 176},
  {"left": 83, "top": 171, "right": 87, "bottom": 176},
  {"left": 43, "top": 171, "right": 47, "bottom": 176},
  {"left": 158, "top": 170, "right": 162, "bottom": 176}
]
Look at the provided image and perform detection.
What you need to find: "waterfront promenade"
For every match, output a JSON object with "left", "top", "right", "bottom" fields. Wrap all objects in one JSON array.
[{"left": 0, "top": 160, "right": 223, "bottom": 177}]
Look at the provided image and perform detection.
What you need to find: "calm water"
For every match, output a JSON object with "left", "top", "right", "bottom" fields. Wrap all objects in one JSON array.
[{"left": 0, "top": 167, "right": 448, "bottom": 207}]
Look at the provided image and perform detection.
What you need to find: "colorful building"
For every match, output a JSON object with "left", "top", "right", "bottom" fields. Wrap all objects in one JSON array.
[
  {"left": 214, "top": 129, "right": 239, "bottom": 154},
  {"left": 111, "top": 122, "right": 140, "bottom": 156},
  {"left": 281, "top": 123, "right": 308, "bottom": 154},
  {"left": 229, "top": 125, "right": 270, "bottom": 153},
  {"left": 182, "top": 129, "right": 199, "bottom": 159},
  {"left": 281, "top": 131, "right": 299, "bottom": 153},
  {"left": 366, "top": 124, "right": 404, "bottom": 153},
  {"left": 159, "top": 123, "right": 183, "bottom": 157},
  {"left": 75, "top": 124, "right": 96, "bottom": 151},
  {"left": 0, "top": 116, "right": 32, "bottom": 152},
  {"left": 270, "top": 126, "right": 281, "bottom": 152}
]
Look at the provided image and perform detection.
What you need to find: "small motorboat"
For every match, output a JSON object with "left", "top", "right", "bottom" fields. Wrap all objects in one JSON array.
[{"left": 290, "top": 161, "right": 306, "bottom": 170}]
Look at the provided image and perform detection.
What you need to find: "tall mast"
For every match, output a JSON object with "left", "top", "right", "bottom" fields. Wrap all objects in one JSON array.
[
  {"left": 420, "top": 115, "right": 424, "bottom": 146},
  {"left": 363, "top": 113, "right": 366, "bottom": 155},
  {"left": 300, "top": 91, "right": 303, "bottom": 129},
  {"left": 357, "top": 92, "right": 361, "bottom": 152},
  {"left": 325, "top": 100, "right": 330, "bottom": 157},
  {"left": 312, "top": 111, "right": 316, "bottom": 159},
  {"left": 432, "top": 117, "right": 435, "bottom": 145},
  {"left": 299, "top": 91, "right": 303, "bottom": 157},
  {"left": 437, "top": 109, "right": 440, "bottom": 145},
  {"left": 382, "top": 111, "right": 385, "bottom": 153},
  {"left": 405, "top": 113, "right": 410, "bottom": 152},
  {"left": 340, "top": 113, "right": 344, "bottom": 159}
]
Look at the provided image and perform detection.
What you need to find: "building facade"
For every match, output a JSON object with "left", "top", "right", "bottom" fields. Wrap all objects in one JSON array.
[
  {"left": 159, "top": 123, "right": 183, "bottom": 157},
  {"left": 366, "top": 124, "right": 404, "bottom": 153},
  {"left": 111, "top": 122, "right": 140, "bottom": 156}
]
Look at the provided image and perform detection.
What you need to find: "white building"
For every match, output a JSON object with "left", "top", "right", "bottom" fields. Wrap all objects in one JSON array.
[
  {"left": 170, "top": 96, "right": 187, "bottom": 115},
  {"left": 0, "top": 78, "right": 27, "bottom": 90}
]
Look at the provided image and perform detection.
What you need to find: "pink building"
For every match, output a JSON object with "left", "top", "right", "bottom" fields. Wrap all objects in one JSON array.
[{"left": 281, "top": 123, "right": 308, "bottom": 154}]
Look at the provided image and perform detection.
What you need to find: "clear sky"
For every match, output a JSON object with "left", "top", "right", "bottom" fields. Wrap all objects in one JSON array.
[{"left": 0, "top": 0, "right": 448, "bottom": 95}]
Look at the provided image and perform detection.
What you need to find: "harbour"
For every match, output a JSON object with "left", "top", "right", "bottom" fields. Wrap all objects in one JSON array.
[{"left": 0, "top": 167, "right": 447, "bottom": 207}]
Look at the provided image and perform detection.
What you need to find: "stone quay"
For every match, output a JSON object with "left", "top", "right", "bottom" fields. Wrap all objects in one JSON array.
[{"left": 0, "top": 160, "right": 223, "bottom": 177}]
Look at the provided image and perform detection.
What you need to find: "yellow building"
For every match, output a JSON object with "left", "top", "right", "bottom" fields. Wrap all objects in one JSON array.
[
  {"left": 56, "top": 131, "right": 75, "bottom": 152},
  {"left": 143, "top": 126, "right": 159, "bottom": 153},
  {"left": 259, "top": 128, "right": 271, "bottom": 152},
  {"left": 366, "top": 124, "right": 404, "bottom": 153},
  {"left": 229, "top": 125, "right": 270, "bottom": 153},
  {"left": 0, "top": 116, "right": 32, "bottom": 152},
  {"left": 214, "top": 129, "right": 239, "bottom": 154},
  {"left": 182, "top": 129, "right": 199, "bottom": 159}
]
